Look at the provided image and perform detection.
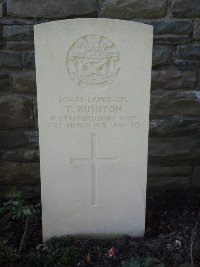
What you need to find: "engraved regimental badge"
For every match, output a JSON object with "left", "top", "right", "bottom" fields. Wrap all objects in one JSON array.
[{"left": 67, "top": 34, "right": 120, "bottom": 87}]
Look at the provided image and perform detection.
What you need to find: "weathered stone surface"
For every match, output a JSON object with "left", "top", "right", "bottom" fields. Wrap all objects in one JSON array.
[
  {"left": 22, "top": 52, "right": 35, "bottom": 68},
  {"left": 0, "top": 1, "right": 3, "bottom": 18},
  {"left": 149, "top": 138, "right": 200, "bottom": 158},
  {"left": 0, "top": 130, "right": 38, "bottom": 149},
  {"left": 192, "top": 166, "right": 200, "bottom": 187},
  {"left": 0, "top": 149, "right": 39, "bottom": 162},
  {"left": 3, "top": 25, "right": 33, "bottom": 41},
  {"left": 0, "top": 162, "right": 40, "bottom": 185},
  {"left": 148, "top": 165, "right": 192, "bottom": 177},
  {"left": 150, "top": 91, "right": 200, "bottom": 117},
  {"left": 151, "top": 69, "right": 197, "bottom": 90},
  {"left": 154, "top": 35, "right": 190, "bottom": 44},
  {"left": 0, "top": 51, "right": 22, "bottom": 68},
  {"left": 0, "top": 96, "right": 34, "bottom": 129},
  {"left": 193, "top": 19, "right": 200, "bottom": 40},
  {"left": 0, "top": 41, "right": 4, "bottom": 49},
  {"left": 148, "top": 176, "right": 190, "bottom": 190},
  {"left": 7, "top": 0, "right": 97, "bottom": 18},
  {"left": 174, "top": 59, "right": 199, "bottom": 70},
  {"left": 153, "top": 20, "right": 193, "bottom": 35},
  {"left": 177, "top": 45, "right": 200, "bottom": 60},
  {"left": 172, "top": 0, "right": 200, "bottom": 18},
  {"left": 6, "top": 41, "right": 34, "bottom": 50},
  {"left": 99, "top": 0, "right": 168, "bottom": 19},
  {"left": 33, "top": 101, "right": 38, "bottom": 128},
  {"left": 152, "top": 46, "right": 173, "bottom": 67},
  {"left": 0, "top": 18, "right": 34, "bottom": 25},
  {"left": 147, "top": 191, "right": 200, "bottom": 206},
  {"left": 149, "top": 119, "right": 200, "bottom": 137},
  {"left": 12, "top": 71, "right": 36, "bottom": 93},
  {"left": 0, "top": 27, "right": 4, "bottom": 48},
  {"left": 0, "top": 74, "right": 10, "bottom": 91}
]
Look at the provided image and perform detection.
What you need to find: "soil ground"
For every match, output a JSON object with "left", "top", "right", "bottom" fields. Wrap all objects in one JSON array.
[
  {"left": 72, "top": 191, "right": 200, "bottom": 266},
  {"left": 2, "top": 191, "right": 200, "bottom": 266}
]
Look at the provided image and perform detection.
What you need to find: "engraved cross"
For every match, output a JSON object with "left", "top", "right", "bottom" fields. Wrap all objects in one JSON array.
[{"left": 70, "top": 134, "right": 118, "bottom": 207}]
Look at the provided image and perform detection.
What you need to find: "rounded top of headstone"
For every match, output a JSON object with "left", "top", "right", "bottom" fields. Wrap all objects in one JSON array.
[{"left": 66, "top": 34, "right": 120, "bottom": 87}]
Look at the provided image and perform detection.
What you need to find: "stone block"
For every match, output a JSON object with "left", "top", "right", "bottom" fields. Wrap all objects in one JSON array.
[
  {"left": 172, "top": 0, "right": 200, "bottom": 18},
  {"left": 174, "top": 59, "right": 199, "bottom": 70},
  {"left": 152, "top": 46, "right": 173, "bottom": 66},
  {"left": 0, "top": 162, "right": 40, "bottom": 185},
  {"left": 99, "top": 0, "right": 168, "bottom": 19},
  {"left": 22, "top": 52, "right": 35, "bottom": 68},
  {"left": 154, "top": 35, "right": 190, "bottom": 44},
  {"left": 3, "top": 25, "right": 33, "bottom": 41},
  {"left": 148, "top": 165, "right": 192, "bottom": 177},
  {"left": 0, "top": 2, "right": 3, "bottom": 18},
  {"left": 0, "top": 51, "right": 22, "bottom": 68},
  {"left": 153, "top": 20, "right": 193, "bottom": 35},
  {"left": 0, "top": 96, "right": 34, "bottom": 129},
  {"left": 192, "top": 166, "right": 200, "bottom": 187},
  {"left": 151, "top": 69, "right": 197, "bottom": 90},
  {"left": 193, "top": 19, "right": 200, "bottom": 40},
  {"left": 0, "top": 74, "right": 10, "bottom": 91},
  {"left": 97, "top": 0, "right": 105, "bottom": 10},
  {"left": 0, "top": 41, "right": 5, "bottom": 49},
  {"left": 34, "top": 18, "right": 153, "bottom": 239},
  {"left": 12, "top": 71, "right": 36, "bottom": 93},
  {"left": 0, "top": 149, "right": 39, "bottom": 162},
  {"left": 177, "top": 45, "right": 200, "bottom": 60},
  {"left": 0, "top": 27, "right": 4, "bottom": 49},
  {"left": 7, "top": 0, "right": 97, "bottom": 18},
  {"left": 149, "top": 119, "right": 200, "bottom": 138},
  {"left": 148, "top": 176, "right": 190, "bottom": 190},
  {"left": 150, "top": 91, "right": 200, "bottom": 117},
  {"left": 6, "top": 41, "right": 34, "bottom": 50},
  {"left": 148, "top": 138, "right": 200, "bottom": 158},
  {"left": 0, "top": 130, "right": 38, "bottom": 149}
]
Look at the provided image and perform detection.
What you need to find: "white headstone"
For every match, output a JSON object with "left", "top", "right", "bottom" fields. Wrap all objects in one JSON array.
[{"left": 34, "top": 18, "right": 153, "bottom": 241}]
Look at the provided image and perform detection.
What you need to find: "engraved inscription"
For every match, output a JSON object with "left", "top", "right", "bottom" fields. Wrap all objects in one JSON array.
[
  {"left": 70, "top": 134, "right": 118, "bottom": 207},
  {"left": 48, "top": 96, "right": 141, "bottom": 130},
  {"left": 67, "top": 34, "right": 120, "bottom": 86}
]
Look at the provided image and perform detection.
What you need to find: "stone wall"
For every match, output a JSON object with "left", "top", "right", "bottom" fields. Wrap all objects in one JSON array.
[{"left": 0, "top": 0, "right": 200, "bottom": 198}]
